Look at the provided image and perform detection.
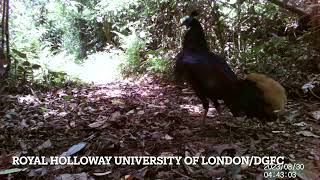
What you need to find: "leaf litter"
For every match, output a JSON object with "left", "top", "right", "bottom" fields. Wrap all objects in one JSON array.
[{"left": 0, "top": 75, "right": 319, "bottom": 179}]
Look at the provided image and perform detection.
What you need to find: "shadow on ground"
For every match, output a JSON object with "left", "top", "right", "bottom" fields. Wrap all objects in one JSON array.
[{"left": 0, "top": 75, "right": 319, "bottom": 179}]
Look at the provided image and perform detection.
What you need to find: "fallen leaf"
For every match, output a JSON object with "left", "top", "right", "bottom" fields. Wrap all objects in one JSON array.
[
  {"left": 20, "top": 119, "right": 29, "bottom": 129},
  {"left": 126, "top": 109, "right": 135, "bottom": 115},
  {"left": 64, "top": 142, "right": 87, "bottom": 156},
  {"left": 19, "top": 140, "right": 28, "bottom": 152},
  {"left": 147, "top": 104, "right": 166, "bottom": 109},
  {"left": 302, "top": 82, "right": 315, "bottom": 93},
  {"left": 27, "top": 167, "right": 48, "bottom": 177},
  {"left": 160, "top": 152, "right": 174, "bottom": 156},
  {"left": 70, "top": 121, "right": 76, "bottom": 128},
  {"left": 111, "top": 99, "right": 124, "bottom": 105},
  {"left": 296, "top": 131, "right": 320, "bottom": 138},
  {"left": 123, "top": 175, "right": 133, "bottom": 180},
  {"left": 55, "top": 172, "right": 89, "bottom": 180},
  {"left": 132, "top": 167, "right": 148, "bottom": 179},
  {"left": 0, "top": 168, "right": 28, "bottom": 175},
  {"left": 137, "top": 110, "right": 144, "bottom": 115},
  {"left": 294, "top": 122, "right": 307, "bottom": 127},
  {"left": 111, "top": 111, "right": 121, "bottom": 120},
  {"left": 286, "top": 110, "right": 300, "bottom": 122},
  {"left": 88, "top": 120, "right": 106, "bottom": 128},
  {"left": 58, "top": 112, "right": 68, "bottom": 117},
  {"left": 92, "top": 171, "right": 112, "bottom": 176},
  {"left": 36, "top": 140, "right": 52, "bottom": 151},
  {"left": 272, "top": 131, "right": 285, "bottom": 134},
  {"left": 163, "top": 134, "right": 173, "bottom": 140},
  {"left": 311, "top": 111, "right": 320, "bottom": 121}
]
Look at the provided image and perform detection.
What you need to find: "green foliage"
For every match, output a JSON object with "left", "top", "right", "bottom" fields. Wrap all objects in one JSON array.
[
  {"left": 116, "top": 28, "right": 171, "bottom": 77},
  {"left": 145, "top": 49, "right": 171, "bottom": 78},
  {"left": 118, "top": 32, "right": 146, "bottom": 76},
  {"left": 2, "top": 48, "right": 73, "bottom": 92},
  {"left": 7, "top": 0, "right": 318, "bottom": 85}
]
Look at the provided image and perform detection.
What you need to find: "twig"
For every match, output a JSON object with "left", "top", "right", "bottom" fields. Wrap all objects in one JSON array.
[{"left": 309, "top": 88, "right": 320, "bottom": 100}]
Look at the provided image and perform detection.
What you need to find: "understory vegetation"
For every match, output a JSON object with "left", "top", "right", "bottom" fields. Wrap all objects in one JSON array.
[{"left": 0, "top": 0, "right": 318, "bottom": 94}]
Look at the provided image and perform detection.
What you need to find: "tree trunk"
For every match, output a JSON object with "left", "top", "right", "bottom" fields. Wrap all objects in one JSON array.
[
  {"left": 5, "top": 0, "right": 10, "bottom": 76},
  {"left": 103, "top": 20, "right": 112, "bottom": 44},
  {"left": 310, "top": 0, "right": 320, "bottom": 51},
  {"left": 0, "top": 0, "right": 10, "bottom": 77}
]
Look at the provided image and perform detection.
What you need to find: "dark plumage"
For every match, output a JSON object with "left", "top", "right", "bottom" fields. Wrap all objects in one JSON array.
[
  {"left": 175, "top": 11, "right": 237, "bottom": 123},
  {"left": 175, "top": 11, "right": 236, "bottom": 83},
  {"left": 180, "top": 11, "right": 209, "bottom": 52},
  {"left": 174, "top": 11, "right": 287, "bottom": 123}
]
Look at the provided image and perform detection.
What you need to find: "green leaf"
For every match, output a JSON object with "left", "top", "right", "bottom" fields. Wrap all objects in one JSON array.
[
  {"left": 39, "top": 107, "right": 48, "bottom": 113},
  {"left": 63, "top": 95, "right": 72, "bottom": 101},
  {"left": 12, "top": 49, "right": 27, "bottom": 59},
  {"left": 32, "top": 64, "right": 41, "bottom": 70},
  {"left": 17, "top": 65, "right": 25, "bottom": 71},
  {"left": 22, "top": 61, "right": 31, "bottom": 66}
]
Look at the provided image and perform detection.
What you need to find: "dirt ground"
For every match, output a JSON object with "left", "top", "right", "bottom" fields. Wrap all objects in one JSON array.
[{"left": 0, "top": 75, "right": 319, "bottom": 179}]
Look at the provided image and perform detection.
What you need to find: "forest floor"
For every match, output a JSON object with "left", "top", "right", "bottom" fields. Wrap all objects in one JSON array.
[{"left": 0, "top": 75, "right": 320, "bottom": 179}]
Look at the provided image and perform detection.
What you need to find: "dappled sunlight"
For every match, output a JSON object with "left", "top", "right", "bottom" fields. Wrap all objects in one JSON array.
[
  {"left": 36, "top": 50, "right": 123, "bottom": 84},
  {"left": 17, "top": 95, "right": 39, "bottom": 105},
  {"left": 95, "top": 85, "right": 126, "bottom": 98},
  {"left": 180, "top": 104, "right": 202, "bottom": 114},
  {"left": 180, "top": 104, "right": 220, "bottom": 118},
  {"left": 78, "top": 52, "right": 122, "bottom": 84}
]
